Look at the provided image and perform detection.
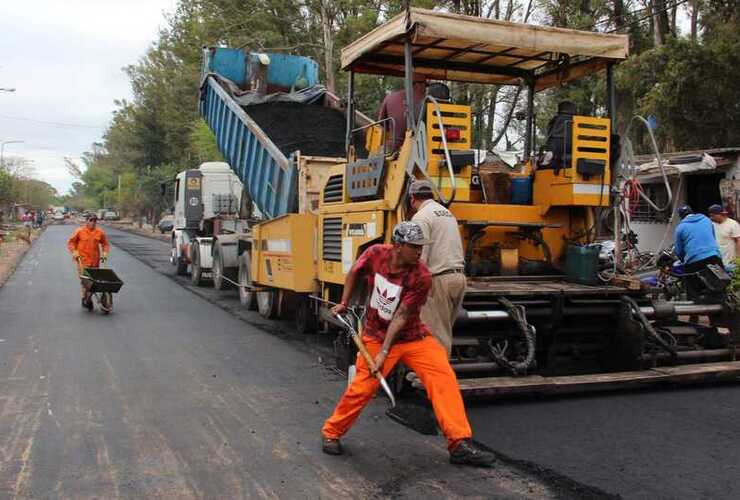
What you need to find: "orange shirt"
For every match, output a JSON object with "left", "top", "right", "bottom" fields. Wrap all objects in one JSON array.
[{"left": 67, "top": 226, "right": 110, "bottom": 267}]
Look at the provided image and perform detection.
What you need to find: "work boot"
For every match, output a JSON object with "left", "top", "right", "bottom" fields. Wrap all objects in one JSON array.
[
  {"left": 83, "top": 294, "right": 93, "bottom": 311},
  {"left": 449, "top": 439, "right": 495, "bottom": 467},
  {"left": 321, "top": 437, "right": 343, "bottom": 456}
]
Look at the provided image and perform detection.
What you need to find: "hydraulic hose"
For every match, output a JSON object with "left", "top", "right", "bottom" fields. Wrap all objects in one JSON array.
[
  {"left": 622, "top": 295, "right": 677, "bottom": 360},
  {"left": 488, "top": 297, "right": 536, "bottom": 374}
]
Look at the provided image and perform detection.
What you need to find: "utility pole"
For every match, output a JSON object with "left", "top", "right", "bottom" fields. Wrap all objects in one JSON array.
[
  {"left": 117, "top": 174, "right": 122, "bottom": 210},
  {"left": 1, "top": 140, "right": 24, "bottom": 170}
]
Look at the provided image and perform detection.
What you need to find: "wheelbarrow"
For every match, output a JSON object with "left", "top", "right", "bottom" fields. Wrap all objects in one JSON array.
[{"left": 77, "top": 258, "right": 124, "bottom": 314}]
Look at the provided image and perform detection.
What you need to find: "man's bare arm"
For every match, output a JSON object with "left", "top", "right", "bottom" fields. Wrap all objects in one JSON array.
[{"left": 330, "top": 267, "right": 361, "bottom": 316}]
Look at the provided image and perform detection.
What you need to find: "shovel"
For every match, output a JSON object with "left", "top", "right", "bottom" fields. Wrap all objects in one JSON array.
[{"left": 334, "top": 313, "right": 396, "bottom": 408}]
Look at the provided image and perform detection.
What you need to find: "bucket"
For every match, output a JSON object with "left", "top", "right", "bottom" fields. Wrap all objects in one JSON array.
[
  {"left": 566, "top": 245, "right": 601, "bottom": 285},
  {"left": 510, "top": 177, "right": 533, "bottom": 205}
]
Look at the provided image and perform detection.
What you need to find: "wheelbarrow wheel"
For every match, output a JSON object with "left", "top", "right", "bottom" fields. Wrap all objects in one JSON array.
[{"left": 100, "top": 292, "right": 113, "bottom": 314}]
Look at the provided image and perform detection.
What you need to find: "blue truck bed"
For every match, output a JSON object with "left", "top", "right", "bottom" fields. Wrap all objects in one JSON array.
[{"left": 199, "top": 48, "right": 349, "bottom": 219}]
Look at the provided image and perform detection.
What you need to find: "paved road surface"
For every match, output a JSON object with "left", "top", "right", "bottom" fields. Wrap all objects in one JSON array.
[
  {"left": 102, "top": 225, "right": 740, "bottom": 500},
  {"left": 0, "top": 225, "right": 585, "bottom": 499}
]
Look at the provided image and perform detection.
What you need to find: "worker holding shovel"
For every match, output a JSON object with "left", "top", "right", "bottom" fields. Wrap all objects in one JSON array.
[{"left": 321, "top": 221, "right": 494, "bottom": 467}]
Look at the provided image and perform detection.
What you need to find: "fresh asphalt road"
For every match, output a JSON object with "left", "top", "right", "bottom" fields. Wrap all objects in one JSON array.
[
  {"left": 4, "top": 225, "right": 740, "bottom": 499},
  {"left": 102, "top": 224, "right": 740, "bottom": 500},
  {"left": 1, "top": 225, "right": 576, "bottom": 499}
]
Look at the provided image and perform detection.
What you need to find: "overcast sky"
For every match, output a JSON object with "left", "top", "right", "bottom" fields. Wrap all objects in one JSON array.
[{"left": 0, "top": 0, "right": 178, "bottom": 195}]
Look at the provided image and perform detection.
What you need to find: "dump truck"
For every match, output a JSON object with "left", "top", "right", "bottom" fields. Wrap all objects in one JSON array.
[
  {"left": 177, "top": 10, "right": 740, "bottom": 398},
  {"left": 171, "top": 48, "right": 358, "bottom": 292}
]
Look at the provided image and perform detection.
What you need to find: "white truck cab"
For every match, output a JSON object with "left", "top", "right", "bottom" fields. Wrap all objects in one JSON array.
[{"left": 170, "top": 162, "right": 244, "bottom": 285}]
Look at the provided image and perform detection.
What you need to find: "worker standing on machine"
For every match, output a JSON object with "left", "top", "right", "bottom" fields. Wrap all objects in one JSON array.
[
  {"left": 674, "top": 205, "right": 722, "bottom": 299},
  {"left": 377, "top": 73, "right": 426, "bottom": 152},
  {"left": 321, "top": 221, "right": 494, "bottom": 467},
  {"left": 408, "top": 179, "right": 466, "bottom": 354}
]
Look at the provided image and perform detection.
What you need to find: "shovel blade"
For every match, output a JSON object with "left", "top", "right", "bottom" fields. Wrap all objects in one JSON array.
[{"left": 378, "top": 375, "right": 396, "bottom": 408}]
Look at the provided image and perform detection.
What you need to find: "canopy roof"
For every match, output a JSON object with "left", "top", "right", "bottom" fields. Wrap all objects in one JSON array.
[{"left": 341, "top": 8, "right": 629, "bottom": 91}]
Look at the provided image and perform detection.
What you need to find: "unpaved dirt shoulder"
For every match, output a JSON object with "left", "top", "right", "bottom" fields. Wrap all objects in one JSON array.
[{"left": 0, "top": 226, "right": 45, "bottom": 288}]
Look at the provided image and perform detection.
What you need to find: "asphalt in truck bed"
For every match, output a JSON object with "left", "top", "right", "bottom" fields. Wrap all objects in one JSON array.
[{"left": 4, "top": 224, "right": 740, "bottom": 499}]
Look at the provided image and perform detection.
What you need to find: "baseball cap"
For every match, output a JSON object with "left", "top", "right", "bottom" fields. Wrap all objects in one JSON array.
[
  {"left": 408, "top": 179, "right": 434, "bottom": 196},
  {"left": 677, "top": 205, "right": 694, "bottom": 218},
  {"left": 392, "top": 221, "right": 431, "bottom": 246},
  {"left": 708, "top": 204, "right": 727, "bottom": 215}
]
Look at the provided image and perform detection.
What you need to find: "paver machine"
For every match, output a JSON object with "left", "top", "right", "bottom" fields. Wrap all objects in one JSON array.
[{"left": 205, "top": 9, "right": 740, "bottom": 397}]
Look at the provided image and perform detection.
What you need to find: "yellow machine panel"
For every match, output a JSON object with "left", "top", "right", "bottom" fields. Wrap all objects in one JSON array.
[
  {"left": 318, "top": 210, "right": 386, "bottom": 285},
  {"left": 424, "top": 102, "right": 474, "bottom": 202},
  {"left": 251, "top": 213, "right": 318, "bottom": 292},
  {"left": 533, "top": 115, "right": 610, "bottom": 209}
]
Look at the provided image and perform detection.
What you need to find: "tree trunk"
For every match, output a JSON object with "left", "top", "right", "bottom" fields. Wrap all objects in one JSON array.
[
  {"left": 690, "top": 0, "right": 699, "bottom": 42},
  {"left": 651, "top": 0, "right": 671, "bottom": 45},
  {"left": 319, "top": 0, "right": 336, "bottom": 93},
  {"left": 613, "top": 0, "right": 626, "bottom": 29}
]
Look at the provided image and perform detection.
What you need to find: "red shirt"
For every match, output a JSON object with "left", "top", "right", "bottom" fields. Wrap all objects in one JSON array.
[{"left": 352, "top": 244, "right": 431, "bottom": 342}]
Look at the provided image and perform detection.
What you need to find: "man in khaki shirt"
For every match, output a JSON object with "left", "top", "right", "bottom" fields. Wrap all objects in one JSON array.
[{"left": 409, "top": 180, "right": 466, "bottom": 353}]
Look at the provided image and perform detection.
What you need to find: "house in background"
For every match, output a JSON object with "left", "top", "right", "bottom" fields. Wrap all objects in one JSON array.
[{"left": 627, "top": 148, "right": 740, "bottom": 253}]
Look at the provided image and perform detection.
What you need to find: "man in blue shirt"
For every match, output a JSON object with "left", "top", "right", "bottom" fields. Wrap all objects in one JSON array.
[{"left": 674, "top": 205, "right": 722, "bottom": 299}]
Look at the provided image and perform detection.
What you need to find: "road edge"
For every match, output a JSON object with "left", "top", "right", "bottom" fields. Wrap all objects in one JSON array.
[{"left": 0, "top": 226, "right": 46, "bottom": 289}]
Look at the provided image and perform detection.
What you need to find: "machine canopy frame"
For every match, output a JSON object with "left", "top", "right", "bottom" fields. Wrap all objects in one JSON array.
[{"left": 341, "top": 8, "right": 629, "bottom": 91}]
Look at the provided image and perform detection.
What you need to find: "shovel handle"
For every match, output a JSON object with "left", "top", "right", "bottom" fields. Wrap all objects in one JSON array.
[{"left": 351, "top": 333, "right": 380, "bottom": 374}]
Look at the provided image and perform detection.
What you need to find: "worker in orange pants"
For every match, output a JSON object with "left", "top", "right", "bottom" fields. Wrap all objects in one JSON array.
[
  {"left": 321, "top": 222, "right": 494, "bottom": 467},
  {"left": 322, "top": 334, "right": 472, "bottom": 450}
]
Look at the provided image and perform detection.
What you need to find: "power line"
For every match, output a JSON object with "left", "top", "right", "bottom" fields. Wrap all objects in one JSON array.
[
  {"left": 0, "top": 114, "right": 106, "bottom": 129},
  {"left": 608, "top": 0, "right": 691, "bottom": 33}
]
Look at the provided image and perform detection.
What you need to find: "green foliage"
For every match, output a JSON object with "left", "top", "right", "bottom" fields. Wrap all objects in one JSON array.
[
  {"left": 189, "top": 119, "right": 224, "bottom": 163},
  {"left": 617, "top": 27, "right": 740, "bottom": 151},
  {"left": 70, "top": 0, "right": 739, "bottom": 220}
]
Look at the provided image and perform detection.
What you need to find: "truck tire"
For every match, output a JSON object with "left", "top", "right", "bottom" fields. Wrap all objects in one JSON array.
[
  {"left": 295, "top": 294, "right": 316, "bottom": 335},
  {"left": 172, "top": 239, "right": 188, "bottom": 276},
  {"left": 257, "top": 290, "right": 279, "bottom": 319},
  {"left": 212, "top": 243, "right": 231, "bottom": 290},
  {"left": 191, "top": 243, "right": 205, "bottom": 286},
  {"left": 238, "top": 252, "right": 257, "bottom": 310}
]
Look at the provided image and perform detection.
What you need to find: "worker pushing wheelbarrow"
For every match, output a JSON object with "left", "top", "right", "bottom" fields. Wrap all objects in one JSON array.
[{"left": 67, "top": 214, "right": 123, "bottom": 313}]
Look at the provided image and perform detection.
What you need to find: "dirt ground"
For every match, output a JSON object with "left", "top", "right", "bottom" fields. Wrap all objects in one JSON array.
[{"left": 0, "top": 228, "right": 40, "bottom": 287}]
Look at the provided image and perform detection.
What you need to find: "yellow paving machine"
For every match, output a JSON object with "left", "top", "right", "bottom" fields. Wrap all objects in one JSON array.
[{"left": 193, "top": 8, "right": 740, "bottom": 397}]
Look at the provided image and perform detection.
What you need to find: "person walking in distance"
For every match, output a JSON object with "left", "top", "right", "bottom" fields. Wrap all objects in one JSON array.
[
  {"left": 408, "top": 179, "right": 465, "bottom": 355},
  {"left": 321, "top": 221, "right": 494, "bottom": 467},
  {"left": 67, "top": 214, "right": 110, "bottom": 310},
  {"left": 708, "top": 204, "right": 740, "bottom": 269}
]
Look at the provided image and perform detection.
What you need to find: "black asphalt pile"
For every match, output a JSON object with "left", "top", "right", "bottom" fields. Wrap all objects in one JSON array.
[{"left": 244, "top": 102, "right": 347, "bottom": 158}]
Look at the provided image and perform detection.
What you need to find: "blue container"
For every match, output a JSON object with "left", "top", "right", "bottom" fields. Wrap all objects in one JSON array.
[
  {"left": 203, "top": 47, "right": 319, "bottom": 90},
  {"left": 255, "top": 53, "right": 318, "bottom": 89},
  {"left": 510, "top": 177, "right": 533, "bottom": 205},
  {"left": 203, "top": 47, "right": 248, "bottom": 86}
]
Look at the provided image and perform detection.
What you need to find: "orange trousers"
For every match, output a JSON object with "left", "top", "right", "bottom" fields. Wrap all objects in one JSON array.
[{"left": 322, "top": 334, "right": 472, "bottom": 450}]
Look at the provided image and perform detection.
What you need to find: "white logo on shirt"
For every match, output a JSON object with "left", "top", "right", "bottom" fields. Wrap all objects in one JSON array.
[{"left": 369, "top": 273, "right": 402, "bottom": 321}]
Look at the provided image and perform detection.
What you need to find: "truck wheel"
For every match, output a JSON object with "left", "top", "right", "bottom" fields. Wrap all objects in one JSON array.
[
  {"left": 191, "top": 243, "right": 204, "bottom": 286},
  {"left": 238, "top": 252, "right": 257, "bottom": 310},
  {"left": 257, "top": 290, "right": 279, "bottom": 319},
  {"left": 212, "top": 244, "right": 229, "bottom": 290},
  {"left": 172, "top": 239, "right": 188, "bottom": 276},
  {"left": 295, "top": 294, "right": 316, "bottom": 335}
]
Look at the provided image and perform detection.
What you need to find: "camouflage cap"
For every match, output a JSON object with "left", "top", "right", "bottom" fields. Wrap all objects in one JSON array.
[{"left": 392, "top": 221, "right": 431, "bottom": 246}]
